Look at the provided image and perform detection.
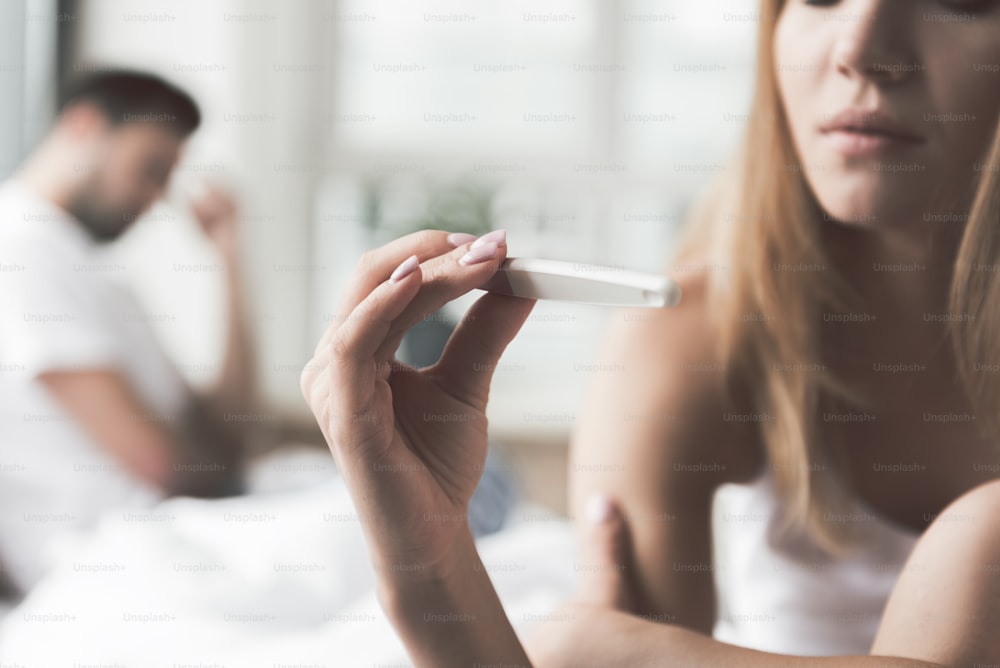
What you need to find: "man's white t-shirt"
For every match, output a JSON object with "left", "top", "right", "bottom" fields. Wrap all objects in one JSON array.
[{"left": 0, "top": 179, "right": 189, "bottom": 593}]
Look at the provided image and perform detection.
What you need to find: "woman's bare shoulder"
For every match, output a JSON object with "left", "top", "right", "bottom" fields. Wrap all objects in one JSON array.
[
  {"left": 609, "top": 266, "right": 718, "bottom": 366},
  {"left": 576, "top": 267, "right": 765, "bottom": 488}
]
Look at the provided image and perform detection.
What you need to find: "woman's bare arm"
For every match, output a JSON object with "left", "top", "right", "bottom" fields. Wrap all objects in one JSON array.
[
  {"left": 530, "top": 478, "right": 1000, "bottom": 667},
  {"left": 575, "top": 613, "right": 945, "bottom": 668},
  {"left": 377, "top": 430, "right": 1000, "bottom": 668},
  {"left": 569, "top": 270, "right": 764, "bottom": 633},
  {"left": 871, "top": 478, "right": 1000, "bottom": 667}
]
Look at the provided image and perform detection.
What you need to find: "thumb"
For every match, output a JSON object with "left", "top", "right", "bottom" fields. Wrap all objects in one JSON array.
[
  {"left": 576, "top": 493, "right": 636, "bottom": 612},
  {"left": 433, "top": 291, "right": 535, "bottom": 408}
]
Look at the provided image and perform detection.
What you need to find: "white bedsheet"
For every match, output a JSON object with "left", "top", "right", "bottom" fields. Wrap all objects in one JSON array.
[{"left": 0, "top": 474, "right": 578, "bottom": 667}]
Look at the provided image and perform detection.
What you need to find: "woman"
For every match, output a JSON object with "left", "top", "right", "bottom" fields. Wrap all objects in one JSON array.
[{"left": 301, "top": 0, "right": 1000, "bottom": 665}]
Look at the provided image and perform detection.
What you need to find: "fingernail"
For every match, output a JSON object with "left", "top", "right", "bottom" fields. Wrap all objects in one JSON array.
[
  {"left": 585, "top": 494, "right": 613, "bottom": 525},
  {"left": 459, "top": 241, "right": 498, "bottom": 266},
  {"left": 447, "top": 232, "right": 478, "bottom": 247},
  {"left": 471, "top": 229, "right": 506, "bottom": 249},
  {"left": 389, "top": 254, "right": 419, "bottom": 283}
]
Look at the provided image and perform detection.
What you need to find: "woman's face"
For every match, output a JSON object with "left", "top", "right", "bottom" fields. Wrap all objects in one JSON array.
[{"left": 774, "top": 0, "right": 1000, "bottom": 229}]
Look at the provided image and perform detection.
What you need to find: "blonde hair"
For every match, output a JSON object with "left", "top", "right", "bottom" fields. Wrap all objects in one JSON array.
[{"left": 674, "top": 0, "right": 1000, "bottom": 555}]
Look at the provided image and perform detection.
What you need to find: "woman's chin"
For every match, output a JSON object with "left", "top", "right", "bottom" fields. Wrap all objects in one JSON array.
[
  {"left": 819, "top": 207, "right": 881, "bottom": 228},
  {"left": 819, "top": 209, "right": 964, "bottom": 236},
  {"left": 807, "top": 171, "right": 952, "bottom": 232},
  {"left": 815, "top": 196, "right": 939, "bottom": 233}
]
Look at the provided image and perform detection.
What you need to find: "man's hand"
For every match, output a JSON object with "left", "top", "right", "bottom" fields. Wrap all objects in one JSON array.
[{"left": 190, "top": 185, "right": 240, "bottom": 257}]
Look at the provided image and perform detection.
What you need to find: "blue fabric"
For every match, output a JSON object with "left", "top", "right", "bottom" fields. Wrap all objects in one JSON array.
[{"left": 468, "top": 447, "right": 518, "bottom": 537}]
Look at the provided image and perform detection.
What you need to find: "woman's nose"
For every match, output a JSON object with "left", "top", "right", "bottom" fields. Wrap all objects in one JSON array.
[{"left": 831, "top": 0, "right": 917, "bottom": 86}]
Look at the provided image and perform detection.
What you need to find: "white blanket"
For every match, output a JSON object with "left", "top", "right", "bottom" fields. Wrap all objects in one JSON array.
[{"left": 0, "top": 471, "right": 578, "bottom": 667}]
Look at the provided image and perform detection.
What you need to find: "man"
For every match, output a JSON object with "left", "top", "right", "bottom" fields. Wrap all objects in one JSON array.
[{"left": 0, "top": 70, "right": 257, "bottom": 594}]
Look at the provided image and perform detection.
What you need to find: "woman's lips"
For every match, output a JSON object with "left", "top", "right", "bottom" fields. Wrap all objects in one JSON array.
[
  {"left": 822, "top": 128, "right": 924, "bottom": 157},
  {"left": 819, "top": 109, "right": 926, "bottom": 157}
]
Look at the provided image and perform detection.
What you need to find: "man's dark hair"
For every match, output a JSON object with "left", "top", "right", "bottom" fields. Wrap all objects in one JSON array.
[{"left": 59, "top": 69, "right": 201, "bottom": 136}]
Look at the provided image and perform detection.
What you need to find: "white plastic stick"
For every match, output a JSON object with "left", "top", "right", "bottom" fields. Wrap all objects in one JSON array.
[{"left": 481, "top": 257, "right": 682, "bottom": 308}]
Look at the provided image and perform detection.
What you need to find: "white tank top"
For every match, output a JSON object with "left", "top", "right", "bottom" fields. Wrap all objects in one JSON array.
[{"left": 711, "top": 470, "right": 920, "bottom": 655}]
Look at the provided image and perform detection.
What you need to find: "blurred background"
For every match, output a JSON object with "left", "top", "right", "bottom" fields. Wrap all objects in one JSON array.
[{"left": 1, "top": 0, "right": 757, "bottom": 513}]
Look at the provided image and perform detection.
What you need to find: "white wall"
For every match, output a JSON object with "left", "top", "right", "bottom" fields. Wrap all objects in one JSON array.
[{"left": 314, "top": 0, "right": 757, "bottom": 439}]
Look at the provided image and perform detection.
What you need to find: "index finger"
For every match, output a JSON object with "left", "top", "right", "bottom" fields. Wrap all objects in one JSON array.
[{"left": 334, "top": 230, "right": 469, "bottom": 322}]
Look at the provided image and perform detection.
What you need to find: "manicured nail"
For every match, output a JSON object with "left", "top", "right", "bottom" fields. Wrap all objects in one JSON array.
[
  {"left": 447, "top": 232, "right": 478, "bottom": 247},
  {"left": 471, "top": 229, "right": 506, "bottom": 249},
  {"left": 585, "top": 493, "right": 613, "bottom": 525},
  {"left": 389, "top": 254, "right": 419, "bottom": 282},
  {"left": 459, "top": 241, "right": 498, "bottom": 266}
]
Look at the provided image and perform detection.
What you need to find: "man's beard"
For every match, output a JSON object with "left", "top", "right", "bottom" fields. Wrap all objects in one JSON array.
[{"left": 66, "top": 190, "right": 133, "bottom": 243}]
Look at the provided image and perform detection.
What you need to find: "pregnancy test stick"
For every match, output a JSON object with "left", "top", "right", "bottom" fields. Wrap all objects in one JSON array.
[{"left": 480, "top": 257, "right": 682, "bottom": 308}]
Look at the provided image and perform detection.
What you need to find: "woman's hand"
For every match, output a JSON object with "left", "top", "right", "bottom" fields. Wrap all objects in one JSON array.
[
  {"left": 300, "top": 229, "right": 535, "bottom": 580},
  {"left": 526, "top": 495, "right": 649, "bottom": 667}
]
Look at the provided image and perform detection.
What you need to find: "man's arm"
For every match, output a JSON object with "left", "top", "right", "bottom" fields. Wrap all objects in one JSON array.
[
  {"left": 39, "top": 369, "right": 242, "bottom": 497},
  {"left": 0, "top": 558, "right": 15, "bottom": 601},
  {"left": 189, "top": 252, "right": 259, "bottom": 446},
  {"left": 188, "top": 187, "right": 259, "bottom": 432}
]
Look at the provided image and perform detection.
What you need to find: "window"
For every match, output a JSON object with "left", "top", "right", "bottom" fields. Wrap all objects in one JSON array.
[{"left": 315, "top": 1, "right": 757, "bottom": 437}]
